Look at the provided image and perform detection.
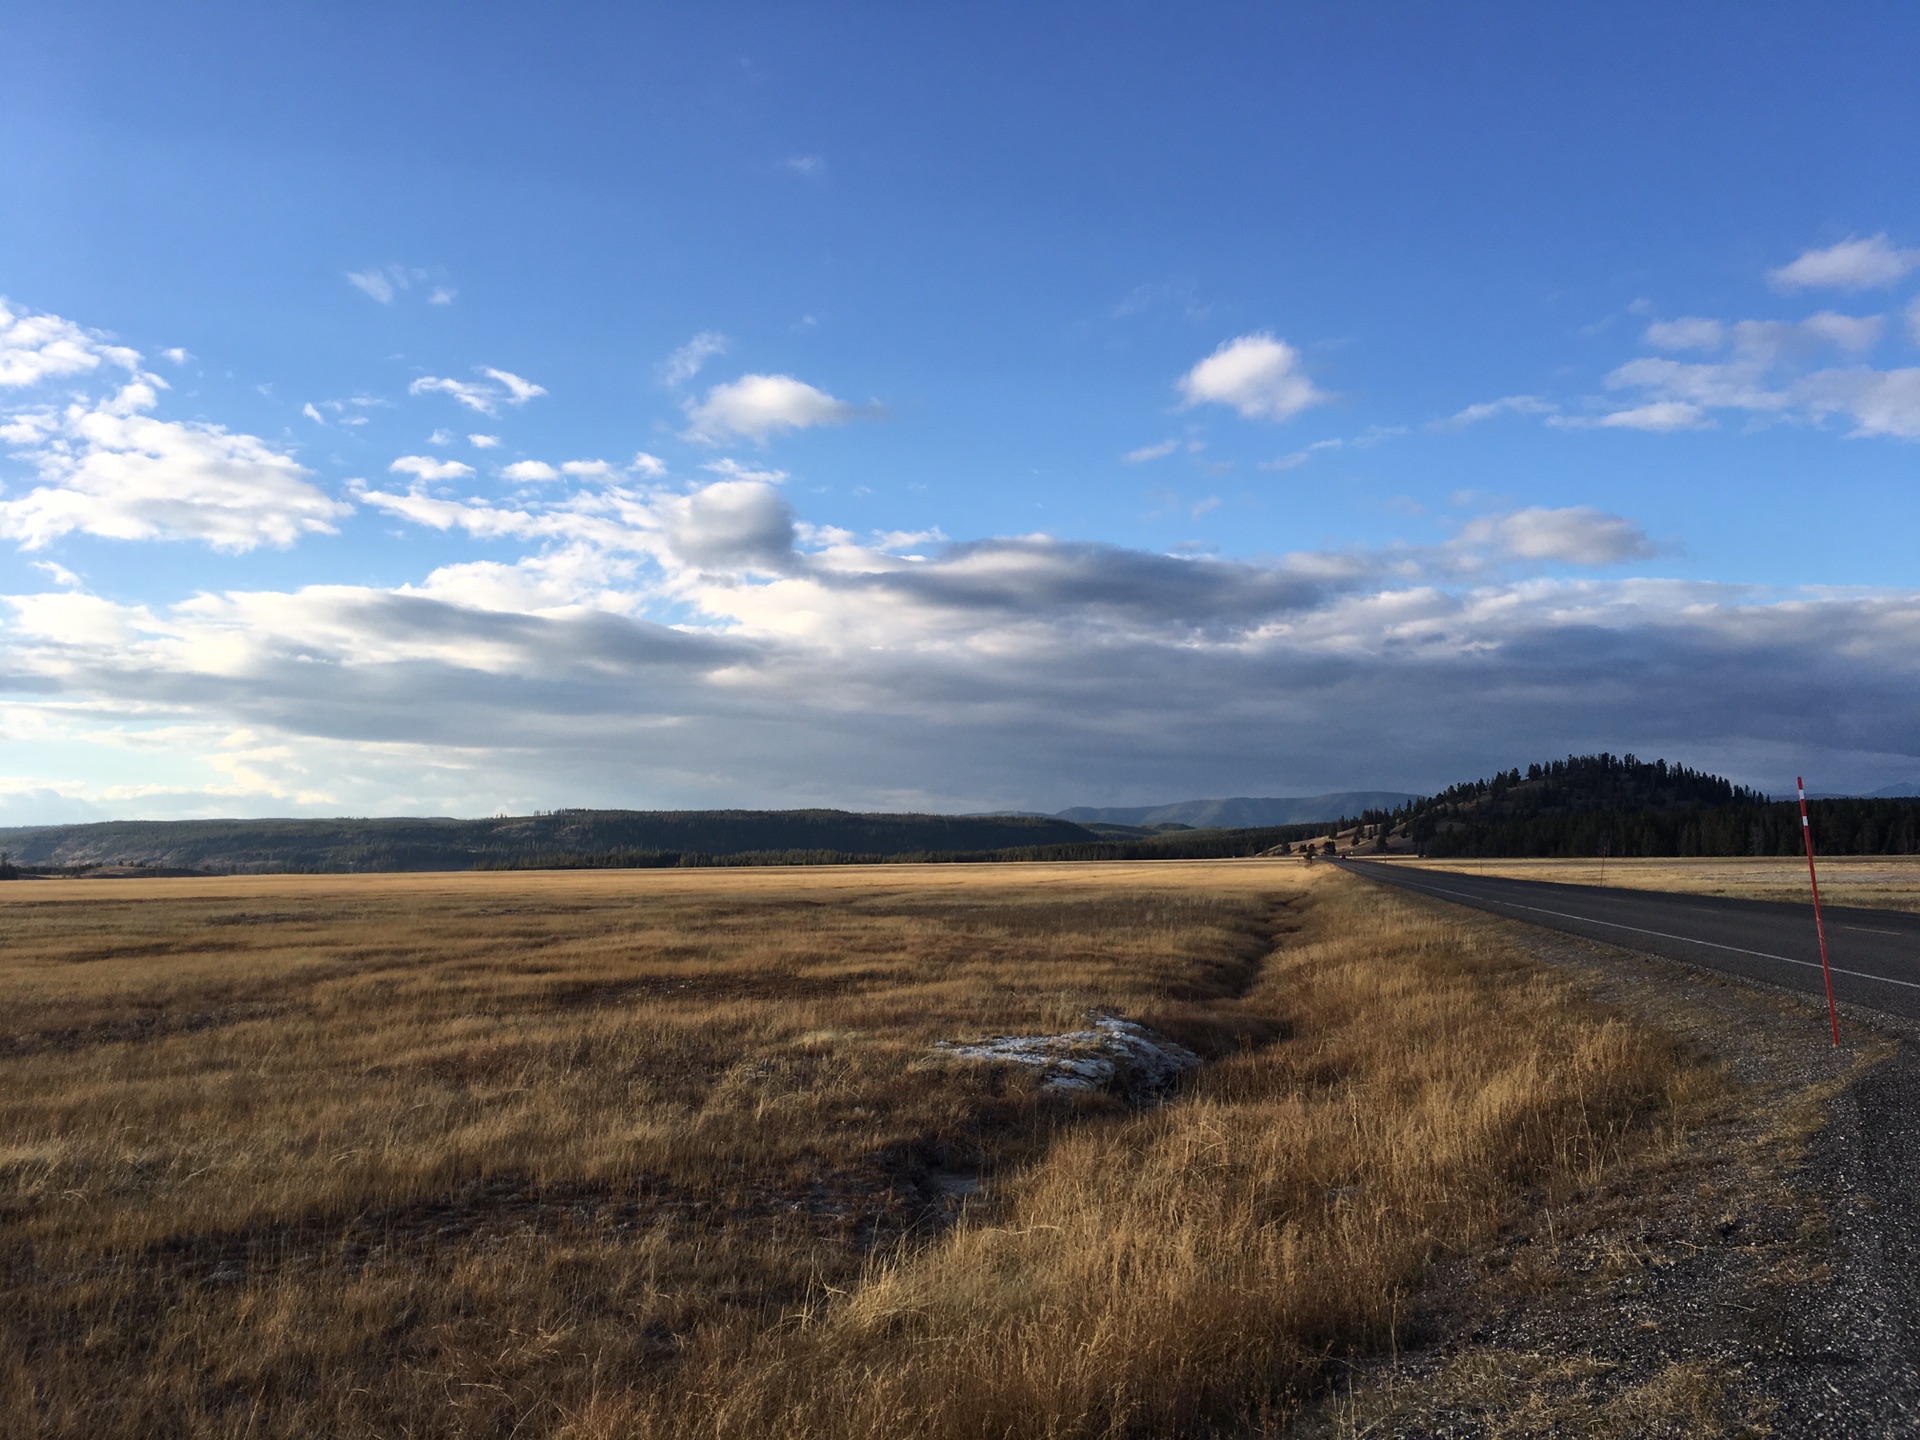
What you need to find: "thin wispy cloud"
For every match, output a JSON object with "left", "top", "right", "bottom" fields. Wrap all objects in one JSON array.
[
  {"left": 1430, "top": 395, "right": 1557, "bottom": 431},
  {"left": 345, "top": 264, "right": 454, "bottom": 306},
  {"left": 661, "top": 332, "right": 728, "bottom": 388},
  {"left": 410, "top": 369, "right": 546, "bottom": 416}
]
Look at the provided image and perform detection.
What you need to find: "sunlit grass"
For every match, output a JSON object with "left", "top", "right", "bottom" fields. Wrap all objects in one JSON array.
[{"left": 0, "top": 861, "right": 1707, "bottom": 1437}]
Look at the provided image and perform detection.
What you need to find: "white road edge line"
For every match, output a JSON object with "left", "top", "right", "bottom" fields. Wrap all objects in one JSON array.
[{"left": 1352, "top": 867, "right": 1920, "bottom": 994}]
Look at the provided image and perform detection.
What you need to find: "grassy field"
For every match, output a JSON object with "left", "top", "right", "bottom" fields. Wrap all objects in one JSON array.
[
  {"left": 1, "top": 861, "right": 1712, "bottom": 1438},
  {"left": 1406, "top": 854, "right": 1920, "bottom": 913}
]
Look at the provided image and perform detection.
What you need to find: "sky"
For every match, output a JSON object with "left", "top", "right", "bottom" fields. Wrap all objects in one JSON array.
[{"left": 3, "top": 2, "right": 1920, "bottom": 823}]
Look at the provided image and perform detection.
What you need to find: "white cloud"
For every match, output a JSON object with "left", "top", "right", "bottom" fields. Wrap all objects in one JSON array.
[
  {"left": 410, "top": 376, "right": 498, "bottom": 413},
  {"left": 1592, "top": 401, "right": 1714, "bottom": 432},
  {"left": 410, "top": 369, "right": 545, "bottom": 415},
  {"left": 1431, "top": 395, "right": 1556, "bottom": 430},
  {"left": 561, "top": 460, "right": 618, "bottom": 480},
  {"left": 428, "top": 429, "right": 452, "bottom": 445},
  {"left": 469, "top": 433, "right": 501, "bottom": 448},
  {"left": 702, "top": 457, "right": 789, "bottom": 483},
  {"left": 1800, "top": 368, "right": 1920, "bottom": 440},
  {"left": 346, "top": 264, "right": 450, "bottom": 306},
  {"left": 481, "top": 368, "right": 546, "bottom": 405},
  {"left": 659, "top": 480, "right": 796, "bottom": 572},
  {"left": 390, "top": 455, "right": 474, "bottom": 482},
  {"left": 0, "top": 298, "right": 140, "bottom": 387},
  {"left": 661, "top": 332, "right": 729, "bottom": 388},
  {"left": 630, "top": 451, "right": 668, "bottom": 478},
  {"left": 10, "top": 454, "right": 1920, "bottom": 814},
  {"left": 784, "top": 155, "right": 827, "bottom": 177},
  {"left": 1642, "top": 317, "right": 1725, "bottom": 351},
  {"left": 1458, "top": 506, "right": 1657, "bottom": 566},
  {"left": 684, "top": 373, "right": 862, "bottom": 443},
  {"left": 1592, "top": 308, "right": 1920, "bottom": 437},
  {"left": 1769, "top": 234, "right": 1920, "bottom": 291},
  {"left": 1123, "top": 439, "right": 1180, "bottom": 463},
  {"left": 346, "top": 269, "right": 398, "bottom": 304},
  {"left": 302, "top": 403, "right": 326, "bottom": 424},
  {"left": 161, "top": 347, "right": 191, "bottom": 365},
  {"left": 0, "top": 379, "right": 348, "bottom": 552},
  {"left": 1176, "top": 333, "right": 1327, "bottom": 422},
  {"left": 1260, "top": 452, "right": 1309, "bottom": 471},
  {"left": 502, "top": 460, "right": 560, "bottom": 482}
]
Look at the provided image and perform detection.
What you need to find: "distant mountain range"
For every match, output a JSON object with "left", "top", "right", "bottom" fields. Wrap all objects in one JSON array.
[
  {"left": 0, "top": 810, "right": 1104, "bottom": 874},
  {"left": 1865, "top": 781, "right": 1920, "bottom": 799},
  {"left": 1054, "top": 793, "right": 1418, "bottom": 828}
]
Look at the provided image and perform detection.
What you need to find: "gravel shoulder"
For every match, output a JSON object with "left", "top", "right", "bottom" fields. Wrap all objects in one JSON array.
[{"left": 1286, "top": 896, "right": 1920, "bottom": 1438}]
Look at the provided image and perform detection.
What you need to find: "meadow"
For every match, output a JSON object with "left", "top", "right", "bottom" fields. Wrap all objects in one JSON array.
[
  {"left": 1, "top": 860, "right": 1710, "bottom": 1437},
  {"left": 1407, "top": 854, "right": 1920, "bottom": 913}
]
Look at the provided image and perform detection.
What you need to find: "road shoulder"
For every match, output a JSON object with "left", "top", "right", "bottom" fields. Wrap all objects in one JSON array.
[{"left": 1286, "top": 900, "right": 1920, "bottom": 1437}]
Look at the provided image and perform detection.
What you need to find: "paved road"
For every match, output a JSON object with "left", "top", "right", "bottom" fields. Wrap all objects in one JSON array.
[{"left": 1339, "top": 858, "right": 1920, "bottom": 1024}]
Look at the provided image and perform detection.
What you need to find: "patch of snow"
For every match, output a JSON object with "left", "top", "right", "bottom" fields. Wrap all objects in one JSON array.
[{"left": 934, "top": 1014, "right": 1201, "bottom": 1102}]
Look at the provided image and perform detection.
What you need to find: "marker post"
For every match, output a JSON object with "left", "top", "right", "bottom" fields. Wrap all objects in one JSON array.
[{"left": 1798, "top": 777, "right": 1841, "bottom": 1047}]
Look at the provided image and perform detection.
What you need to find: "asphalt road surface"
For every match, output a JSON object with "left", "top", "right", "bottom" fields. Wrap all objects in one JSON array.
[{"left": 1339, "top": 858, "right": 1920, "bottom": 1025}]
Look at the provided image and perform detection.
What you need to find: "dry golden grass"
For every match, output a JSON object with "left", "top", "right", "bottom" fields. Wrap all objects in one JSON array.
[
  {"left": 0, "top": 861, "right": 1709, "bottom": 1437},
  {"left": 1407, "top": 854, "right": 1920, "bottom": 912}
]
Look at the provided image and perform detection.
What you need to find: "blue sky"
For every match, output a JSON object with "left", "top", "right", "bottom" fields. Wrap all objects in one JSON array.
[{"left": 4, "top": 3, "right": 1920, "bottom": 821}]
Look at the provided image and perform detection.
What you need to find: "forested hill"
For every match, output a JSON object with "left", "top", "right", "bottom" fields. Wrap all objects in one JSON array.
[
  {"left": 0, "top": 810, "right": 1109, "bottom": 874},
  {"left": 1383, "top": 754, "right": 1920, "bottom": 858}
]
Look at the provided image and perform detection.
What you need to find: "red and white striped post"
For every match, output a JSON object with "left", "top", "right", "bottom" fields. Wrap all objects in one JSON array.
[{"left": 1797, "top": 777, "right": 1841, "bottom": 1047}]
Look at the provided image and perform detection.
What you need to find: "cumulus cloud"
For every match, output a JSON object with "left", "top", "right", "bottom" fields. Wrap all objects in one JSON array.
[
  {"left": 13, "top": 294, "right": 1920, "bottom": 816},
  {"left": 1769, "top": 234, "right": 1920, "bottom": 291},
  {"left": 502, "top": 460, "right": 560, "bottom": 482},
  {"left": 661, "top": 332, "right": 728, "bottom": 388},
  {"left": 683, "top": 373, "right": 862, "bottom": 443},
  {"left": 9, "top": 498, "right": 1918, "bottom": 813},
  {"left": 659, "top": 480, "right": 797, "bottom": 572},
  {"left": 469, "top": 434, "right": 501, "bottom": 449},
  {"left": 0, "top": 298, "right": 139, "bottom": 387},
  {"left": 0, "top": 384, "right": 347, "bottom": 551},
  {"left": 1457, "top": 507, "right": 1658, "bottom": 566},
  {"left": 410, "top": 368, "right": 545, "bottom": 415},
  {"left": 390, "top": 455, "right": 474, "bottom": 482},
  {"left": 1176, "top": 333, "right": 1327, "bottom": 422}
]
